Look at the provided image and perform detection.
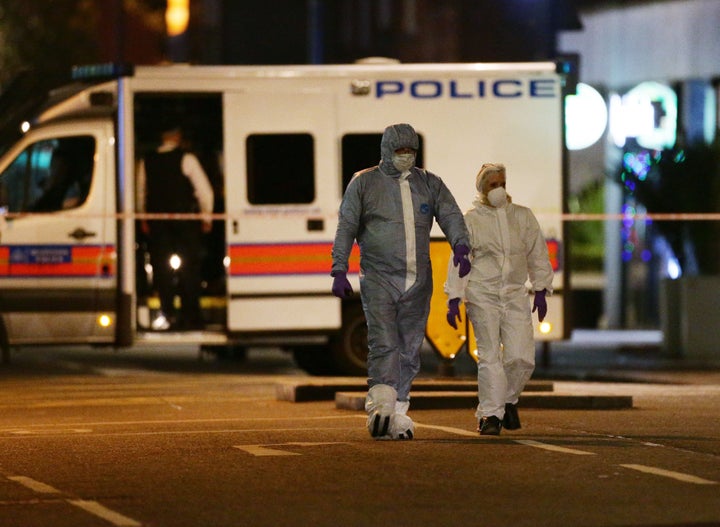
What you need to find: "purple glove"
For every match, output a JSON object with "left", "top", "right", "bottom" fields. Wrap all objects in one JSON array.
[
  {"left": 446, "top": 298, "right": 462, "bottom": 329},
  {"left": 532, "top": 289, "right": 547, "bottom": 322},
  {"left": 453, "top": 243, "right": 471, "bottom": 278},
  {"left": 331, "top": 271, "right": 353, "bottom": 299}
]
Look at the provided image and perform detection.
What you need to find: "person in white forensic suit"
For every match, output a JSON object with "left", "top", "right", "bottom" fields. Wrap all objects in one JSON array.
[
  {"left": 445, "top": 163, "right": 553, "bottom": 435},
  {"left": 331, "top": 123, "right": 471, "bottom": 440}
]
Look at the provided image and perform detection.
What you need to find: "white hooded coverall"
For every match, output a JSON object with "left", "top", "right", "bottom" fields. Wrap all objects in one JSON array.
[{"left": 445, "top": 198, "right": 553, "bottom": 420}]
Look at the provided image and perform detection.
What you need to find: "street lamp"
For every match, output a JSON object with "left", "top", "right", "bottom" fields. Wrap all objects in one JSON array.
[
  {"left": 166, "top": 0, "right": 190, "bottom": 62},
  {"left": 166, "top": 0, "right": 190, "bottom": 37}
]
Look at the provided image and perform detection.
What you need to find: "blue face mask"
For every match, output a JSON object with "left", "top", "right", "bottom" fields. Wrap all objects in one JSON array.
[{"left": 392, "top": 153, "right": 415, "bottom": 172}]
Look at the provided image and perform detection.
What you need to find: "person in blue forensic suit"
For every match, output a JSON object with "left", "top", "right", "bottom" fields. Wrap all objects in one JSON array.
[{"left": 331, "top": 123, "right": 471, "bottom": 440}]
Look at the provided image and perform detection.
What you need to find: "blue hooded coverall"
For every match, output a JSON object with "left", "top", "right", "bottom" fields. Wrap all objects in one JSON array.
[{"left": 331, "top": 124, "right": 469, "bottom": 402}]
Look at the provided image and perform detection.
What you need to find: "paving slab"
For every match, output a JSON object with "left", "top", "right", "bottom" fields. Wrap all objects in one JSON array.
[
  {"left": 334, "top": 391, "right": 634, "bottom": 411},
  {"left": 275, "top": 379, "right": 554, "bottom": 402}
]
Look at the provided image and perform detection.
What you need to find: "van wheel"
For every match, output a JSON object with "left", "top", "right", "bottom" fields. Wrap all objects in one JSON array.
[
  {"left": 292, "top": 346, "right": 337, "bottom": 375},
  {"left": 0, "top": 319, "right": 10, "bottom": 365},
  {"left": 200, "top": 345, "right": 247, "bottom": 361},
  {"left": 329, "top": 303, "right": 367, "bottom": 376}
]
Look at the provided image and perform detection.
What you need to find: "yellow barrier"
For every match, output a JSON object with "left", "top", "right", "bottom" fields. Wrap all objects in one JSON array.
[{"left": 425, "top": 240, "right": 477, "bottom": 361}]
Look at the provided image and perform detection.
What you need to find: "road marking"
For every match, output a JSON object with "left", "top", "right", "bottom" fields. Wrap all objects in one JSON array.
[
  {"left": 234, "top": 441, "right": 349, "bottom": 457},
  {"left": 5, "top": 476, "right": 142, "bottom": 526},
  {"left": 0, "top": 395, "right": 267, "bottom": 409},
  {"left": 68, "top": 499, "right": 142, "bottom": 526},
  {"left": 620, "top": 464, "right": 718, "bottom": 485},
  {"left": 284, "top": 441, "right": 349, "bottom": 447},
  {"left": 414, "top": 423, "right": 477, "bottom": 437},
  {"left": 160, "top": 398, "right": 183, "bottom": 411},
  {"left": 415, "top": 423, "right": 596, "bottom": 456},
  {"left": 235, "top": 445, "right": 301, "bottom": 456},
  {"left": 514, "top": 439, "right": 596, "bottom": 456},
  {"left": 7, "top": 476, "right": 61, "bottom": 494},
  {"left": 0, "top": 413, "right": 359, "bottom": 433},
  {"left": 9, "top": 429, "right": 93, "bottom": 436}
]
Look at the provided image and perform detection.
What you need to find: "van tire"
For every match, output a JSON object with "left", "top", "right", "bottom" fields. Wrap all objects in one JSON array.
[
  {"left": 329, "top": 302, "right": 368, "bottom": 377},
  {"left": 0, "top": 318, "right": 10, "bottom": 365},
  {"left": 200, "top": 345, "right": 247, "bottom": 361},
  {"left": 292, "top": 346, "right": 337, "bottom": 375}
]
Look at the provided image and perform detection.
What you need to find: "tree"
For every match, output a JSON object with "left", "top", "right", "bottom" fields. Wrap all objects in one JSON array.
[
  {"left": 0, "top": 0, "right": 101, "bottom": 88},
  {"left": 0, "top": 0, "right": 167, "bottom": 90}
]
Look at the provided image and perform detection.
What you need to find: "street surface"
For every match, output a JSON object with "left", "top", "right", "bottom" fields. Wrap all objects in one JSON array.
[{"left": 0, "top": 346, "right": 719, "bottom": 527}]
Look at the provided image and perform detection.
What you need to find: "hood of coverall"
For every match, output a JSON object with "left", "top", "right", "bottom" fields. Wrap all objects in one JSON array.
[
  {"left": 473, "top": 163, "right": 512, "bottom": 208},
  {"left": 379, "top": 123, "right": 419, "bottom": 177}
]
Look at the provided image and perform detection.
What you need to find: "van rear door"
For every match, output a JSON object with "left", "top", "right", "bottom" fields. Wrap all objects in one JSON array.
[{"left": 224, "top": 91, "right": 340, "bottom": 333}]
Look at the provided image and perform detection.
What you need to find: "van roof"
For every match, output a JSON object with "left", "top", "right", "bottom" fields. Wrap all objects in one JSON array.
[{"left": 130, "top": 61, "right": 558, "bottom": 81}]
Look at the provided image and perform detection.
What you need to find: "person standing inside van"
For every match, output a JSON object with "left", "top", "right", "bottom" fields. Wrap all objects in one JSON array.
[
  {"left": 137, "top": 124, "right": 214, "bottom": 331},
  {"left": 445, "top": 163, "right": 553, "bottom": 435},
  {"left": 331, "top": 123, "right": 471, "bottom": 440}
]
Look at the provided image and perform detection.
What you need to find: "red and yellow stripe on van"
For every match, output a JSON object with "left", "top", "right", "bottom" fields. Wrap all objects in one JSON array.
[
  {"left": 229, "top": 242, "right": 360, "bottom": 276},
  {"left": 0, "top": 245, "right": 116, "bottom": 277}
]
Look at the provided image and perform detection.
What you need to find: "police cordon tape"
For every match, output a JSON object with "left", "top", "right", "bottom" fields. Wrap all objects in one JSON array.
[
  {"left": 4, "top": 212, "right": 720, "bottom": 221},
  {"left": 559, "top": 212, "right": 720, "bottom": 221}
]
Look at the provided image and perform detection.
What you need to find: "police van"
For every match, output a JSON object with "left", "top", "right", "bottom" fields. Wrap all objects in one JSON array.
[{"left": 0, "top": 60, "right": 569, "bottom": 374}]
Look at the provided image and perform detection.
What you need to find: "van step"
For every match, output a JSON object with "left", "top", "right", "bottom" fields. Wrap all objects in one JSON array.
[{"left": 135, "top": 331, "right": 228, "bottom": 345}]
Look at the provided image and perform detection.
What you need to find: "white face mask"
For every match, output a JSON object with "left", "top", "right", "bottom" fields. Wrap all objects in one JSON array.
[
  {"left": 392, "top": 153, "right": 415, "bottom": 172},
  {"left": 487, "top": 187, "right": 507, "bottom": 208}
]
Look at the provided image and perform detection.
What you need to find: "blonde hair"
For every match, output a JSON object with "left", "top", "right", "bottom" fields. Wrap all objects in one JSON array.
[
  {"left": 475, "top": 163, "right": 506, "bottom": 193},
  {"left": 474, "top": 163, "right": 511, "bottom": 206}
]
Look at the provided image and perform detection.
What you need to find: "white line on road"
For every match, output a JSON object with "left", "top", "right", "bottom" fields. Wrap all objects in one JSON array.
[
  {"left": 415, "top": 422, "right": 597, "bottom": 456},
  {"left": 235, "top": 445, "right": 301, "bottom": 456},
  {"left": 515, "top": 439, "right": 597, "bottom": 456},
  {"left": 414, "top": 423, "right": 478, "bottom": 437},
  {"left": 284, "top": 441, "right": 351, "bottom": 447},
  {"left": 0, "top": 413, "right": 359, "bottom": 433},
  {"left": 9, "top": 429, "right": 93, "bottom": 436},
  {"left": 5, "top": 475, "right": 143, "bottom": 526},
  {"left": 7, "top": 476, "right": 61, "bottom": 494},
  {"left": 620, "top": 464, "right": 718, "bottom": 485},
  {"left": 68, "top": 499, "right": 142, "bottom": 526},
  {"left": 234, "top": 441, "right": 350, "bottom": 456}
]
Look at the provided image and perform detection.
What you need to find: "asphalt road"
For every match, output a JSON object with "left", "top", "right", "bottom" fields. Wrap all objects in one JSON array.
[{"left": 0, "top": 346, "right": 719, "bottom": 527}]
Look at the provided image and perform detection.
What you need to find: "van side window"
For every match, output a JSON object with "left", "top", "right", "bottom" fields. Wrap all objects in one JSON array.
[
  {"left": 246, "top": 133, "right": 315, "bottom": 204},
  {"left": 0, "top": 136, "right": 95, "bottom": 213},
  {"left": 341, "top": 133, "right": 424, "bottom": 192}
]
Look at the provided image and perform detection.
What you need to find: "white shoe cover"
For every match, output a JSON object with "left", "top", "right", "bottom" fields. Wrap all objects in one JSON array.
[
  {"left": 365, "top": 384, "right": 397, "bottom": 438},
  {"left": 389, "top": 413, "right": 414, "bottom": 440},
  {"left": 395, "top": 400, "right": 410, "bottom": 415}
]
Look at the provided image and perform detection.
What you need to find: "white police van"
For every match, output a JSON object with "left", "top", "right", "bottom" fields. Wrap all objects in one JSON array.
[{"left": 0, "top": 60, "right": 569, "bottom": 374}]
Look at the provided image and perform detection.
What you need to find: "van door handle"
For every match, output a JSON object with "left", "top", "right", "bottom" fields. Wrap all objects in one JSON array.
[{"left": 68, "top": 227, "right": 97, "bottom": 240}]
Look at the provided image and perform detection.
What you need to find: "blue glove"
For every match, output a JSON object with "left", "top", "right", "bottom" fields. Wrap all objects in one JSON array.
[
  {"left": 331, "top": 271, "right": 353, "bottom": 299},
  {"left": 446, "top": 298, "right": 462, "bottom": 329},
  {"left": 453, "top": 243, "right": 471, "bottom": 278},
  {"left": 532, "top": 289, "right": 547, "bottom": 322}
]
